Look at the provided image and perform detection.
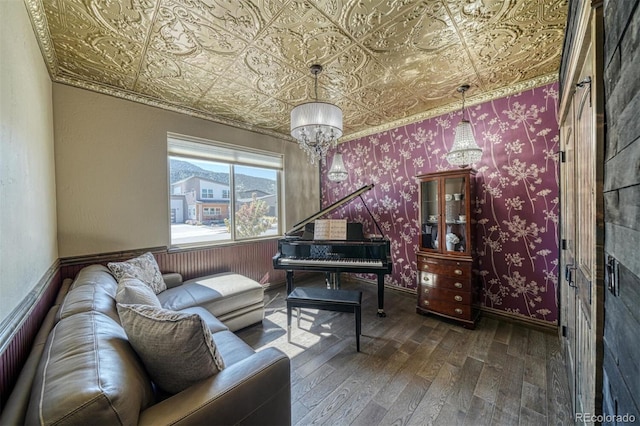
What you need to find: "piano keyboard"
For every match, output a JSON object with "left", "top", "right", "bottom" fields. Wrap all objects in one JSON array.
[{"left": 278, "top": 257, "right": 384, "bottom": 268}]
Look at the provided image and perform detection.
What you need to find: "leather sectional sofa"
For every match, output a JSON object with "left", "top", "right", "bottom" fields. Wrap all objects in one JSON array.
[{"left": 1, "top": 263, "right": 291, "bottom": 425}]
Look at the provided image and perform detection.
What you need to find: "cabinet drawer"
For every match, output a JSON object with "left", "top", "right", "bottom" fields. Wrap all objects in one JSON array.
[
  {"left": 419, "top": 272, "right": 471, "bottom": 292},
  {"left": 417, "top": 257, "right": 471, "bottom": 279},
  {"left": 419, "top": 285, "right": 470, "bottom": 305},
  {"left": 418, "top": 298, "right": 472, "bottom": 320}
]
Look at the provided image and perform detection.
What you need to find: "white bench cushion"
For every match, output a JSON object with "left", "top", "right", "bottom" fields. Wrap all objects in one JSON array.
[{"left": 157, "top": 272, "right": 264, "bottom": 331}]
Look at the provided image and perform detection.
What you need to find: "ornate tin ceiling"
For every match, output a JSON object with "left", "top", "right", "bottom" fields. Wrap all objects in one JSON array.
[{"left": 26, "top": 0, "right": 567, "bottom": 141}]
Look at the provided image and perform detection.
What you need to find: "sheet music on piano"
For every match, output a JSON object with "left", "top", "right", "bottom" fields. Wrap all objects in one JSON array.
[{"left": 313, "top": 219, "right": 347, "bottom": 240}]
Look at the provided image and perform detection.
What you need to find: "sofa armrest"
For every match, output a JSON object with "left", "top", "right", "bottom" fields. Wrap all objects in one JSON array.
[
  {"left": 162, "top": 272, "right": 183, "bottom": 289},
  {"left": 138, "top": 348, "right": 291, "bottom": 426},
  {"left": 0, "top": 306, "right": 60, "bottom": 426}
]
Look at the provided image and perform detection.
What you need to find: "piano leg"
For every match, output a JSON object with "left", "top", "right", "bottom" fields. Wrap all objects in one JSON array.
[
  {"left": 377, "top": 273, "right": 386, "bottom": 317},
  {"left": 286, "top": 270, "right": 294, "bottom": 294},
  {"left": 287, "top": 302, "right": 292, "bottom": 342}
]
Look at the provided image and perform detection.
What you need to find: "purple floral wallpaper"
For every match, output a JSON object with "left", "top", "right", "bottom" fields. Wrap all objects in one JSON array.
[{"left": 320, "top": 83, "right": 560, "bottom": 324}]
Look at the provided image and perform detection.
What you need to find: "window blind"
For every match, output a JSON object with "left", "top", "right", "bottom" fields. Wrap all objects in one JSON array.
[{"left": 168, "top": 134, "right": 283, "bottom": 169}]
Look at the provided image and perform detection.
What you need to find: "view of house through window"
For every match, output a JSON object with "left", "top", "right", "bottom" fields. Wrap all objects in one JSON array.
[{"left": 168, "top": 135, "right": 282, "bottom": 246}]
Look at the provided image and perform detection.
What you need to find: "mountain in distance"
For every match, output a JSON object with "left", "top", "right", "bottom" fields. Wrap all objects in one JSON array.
[{"left": 170, "top": 159, "right": 276, "bottom": 194}]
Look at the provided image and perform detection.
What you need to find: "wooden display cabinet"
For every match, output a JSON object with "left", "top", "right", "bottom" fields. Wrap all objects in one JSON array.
[{"left": 415, "top": 168, "right": 480, "bottom": 328}]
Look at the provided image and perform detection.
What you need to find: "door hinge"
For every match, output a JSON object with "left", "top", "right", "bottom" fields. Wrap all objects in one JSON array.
[
  {"left": 561, "top": 239, "right": 567, "bottom": 250},
  {"left": 559, "top": 150, "right": 566, "bottom": 163},
  {"left": 562, "top": 325, "right": 567, "bottom": 337}
]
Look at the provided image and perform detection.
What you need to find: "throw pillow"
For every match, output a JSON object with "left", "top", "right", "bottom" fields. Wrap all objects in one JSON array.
[
  {"left": 117, "top": 303, "right": 225, "bottom": 394},
  {"left": 108, "top": 252, "right": 166, "bottom": 294},
  {"left": 116, "top": 277, "right": 161, "bottom": 307}
]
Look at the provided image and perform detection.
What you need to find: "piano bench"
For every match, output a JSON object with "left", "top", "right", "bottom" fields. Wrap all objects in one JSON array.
[{"left": 286, "top": 287, "right": 362, "bottom": 352}]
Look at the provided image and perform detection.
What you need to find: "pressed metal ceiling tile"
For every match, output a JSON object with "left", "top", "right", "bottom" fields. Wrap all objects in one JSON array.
[
  {"left": 136, "top": 51, "right": 215, "bottom": 107},
  {"left": 362, "top": 1, "right": 457, "bottom": 56},
  {"left": 28, "top": 0, "right": 568, "bottom": 141},
  {"left": 258, "top": 3, "right": 353, "bottom": 72},
  {"left": 162, "top": 0, "right": 270, "bottom": 43},
  {"left": 231, "top": 47, "right": 302, "bottom": 97},
  {"left": 335, "top": 0, "right": 423, "bottom": 39},
  {"left": 323, "top": 45, "right": 387, "bottom": 95},
  {"left": 149, "top": 1, "right": 250, "bottom": 61},
  {"left": 43, "top": 0, "right": 154, "bottom": 90}
]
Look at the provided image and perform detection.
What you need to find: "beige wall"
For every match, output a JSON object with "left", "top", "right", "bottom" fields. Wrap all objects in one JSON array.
[
  {"left": 0, "top": 1, "right": 58, "bottom": 321},
  {"left": 53, "top": 84, "right": 319, "bottom": 257}
]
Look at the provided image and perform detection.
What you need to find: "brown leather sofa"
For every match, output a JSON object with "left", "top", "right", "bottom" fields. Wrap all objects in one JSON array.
[{"left": 1, "top": 265, "right": 291, "bottom": 425}]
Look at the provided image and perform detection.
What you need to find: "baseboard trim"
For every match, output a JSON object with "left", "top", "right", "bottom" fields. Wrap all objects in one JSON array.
[
  {"left": 481, "top": 306, "right": 558, "bottom": 334},
  {"left": 348, "top": 276, "right": 416, "bottom": 295},
  {"left": 346, "top": 277, "right": 559, "bottom": 333}
]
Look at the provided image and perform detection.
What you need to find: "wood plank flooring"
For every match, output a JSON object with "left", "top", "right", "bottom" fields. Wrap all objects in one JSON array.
[{"left": 236, "top": 276, "right": 574, "bottom": 426}]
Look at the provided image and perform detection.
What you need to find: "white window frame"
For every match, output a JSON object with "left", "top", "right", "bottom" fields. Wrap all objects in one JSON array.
[{"left": 167, "top": 133, "right": 283, "bottom": 248}]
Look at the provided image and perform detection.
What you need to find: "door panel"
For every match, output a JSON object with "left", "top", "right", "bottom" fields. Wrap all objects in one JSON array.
[
  {"left": 574, "top": 42, "right": 596, "bottom": 417},
  {"left": 560, "top": 32, "right": 603, "bottom": 420},
  {"left": 560, "top": 108, "right": 577, "bottom": 411}
]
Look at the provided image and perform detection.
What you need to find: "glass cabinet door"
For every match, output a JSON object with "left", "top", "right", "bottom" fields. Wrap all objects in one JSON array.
[
  {"left": 443, "top": 176, "right": 467, "bottom": 253},
  {"left": 419, "top": 178, "right": 439, "bottom": 250}
]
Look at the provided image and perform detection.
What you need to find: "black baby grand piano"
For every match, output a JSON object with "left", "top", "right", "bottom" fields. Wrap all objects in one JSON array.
[{"left": 273, "top": 184, "right": 392, "bottom": 317}]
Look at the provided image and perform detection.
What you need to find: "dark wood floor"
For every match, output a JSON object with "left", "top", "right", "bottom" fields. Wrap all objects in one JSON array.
[{"left": 237, "top": 275, "right": 574, "bottom": 426}]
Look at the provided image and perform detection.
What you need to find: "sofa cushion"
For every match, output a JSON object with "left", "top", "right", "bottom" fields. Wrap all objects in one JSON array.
[
  {"left": 57, "top": 264, "right": 120, "bottom": 322},
  {"left": 210, "top": 330, "right": 258, "bottom": 367},
  {"left": 117, "top": 304, "right": 225, "bottom": 394},
  {"left": 158, "top": 272, "right": 264, "bottom": 319},
  {"left": 116, "top": 277, "right": 161, "bottom": 307},
  {"left": 108, "top": 252, "right": 166, "bottom": 294},
  {"left": 178, "top": 306, "right": 229, "bottom": 334},
  {"left": 25, "top": 311, "right": 155, "bottom": 425}
]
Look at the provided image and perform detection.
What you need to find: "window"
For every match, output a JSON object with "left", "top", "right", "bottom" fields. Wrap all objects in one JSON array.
[
  {"left": 168, "top": 134, "right": 282, "bottom": 247},
  {"left": 203, "top": 207, "right": 221, "bottom": 216}
]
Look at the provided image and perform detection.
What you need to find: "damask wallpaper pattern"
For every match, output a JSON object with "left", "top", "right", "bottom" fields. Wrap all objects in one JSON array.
[{"left": 321, "top": 83, "right": 560, "bottom": 323}]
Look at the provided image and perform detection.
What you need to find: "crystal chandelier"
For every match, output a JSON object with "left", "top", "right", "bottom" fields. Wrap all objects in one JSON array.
[
  {"left": 327, "top": 151, "right": 348, "bottom": 182},
  {"left": 291, "top": 64, "right": 343, "bottom": 164},
  {"left": 446, "top": 84, "right": 483, "bottom": 167}
]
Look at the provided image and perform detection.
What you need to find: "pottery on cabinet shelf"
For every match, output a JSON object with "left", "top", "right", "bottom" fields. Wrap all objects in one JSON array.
[{"left": 416, "top": 168, "right": 479, "bottom": 329}]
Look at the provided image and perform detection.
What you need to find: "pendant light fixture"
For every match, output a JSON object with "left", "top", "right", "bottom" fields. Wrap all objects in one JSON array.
[
  {"left": 446, "top": 84, "right": 482, "bottom": 167},
  {"left": 291, "top": 64, "right": 343, "bottom": 165},
  {"left": 327, "top": 150, "right": 348, "bottom": 182}
]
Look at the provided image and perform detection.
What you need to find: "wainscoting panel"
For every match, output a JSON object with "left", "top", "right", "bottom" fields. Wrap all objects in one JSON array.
[
  {"left": 0, "top": 265, "right": 61, "bottom": 412},
  {"left": 156, "top": 240, "right": 286, "bottom": 284},
  {"left": 58, "top": 240, "right": 287, "bottom": 286}
]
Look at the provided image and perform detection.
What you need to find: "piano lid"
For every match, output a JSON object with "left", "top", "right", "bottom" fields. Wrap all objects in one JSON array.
[{"left": 285, "top": 184, "right": 374, "bottom": 236}]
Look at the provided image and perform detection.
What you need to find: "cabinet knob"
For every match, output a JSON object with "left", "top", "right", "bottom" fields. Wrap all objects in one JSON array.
[
  {"left": 454, "top": 269, "right": 463, "bottom": 275},
  {"left": 422, "top": 275, "right": 430, "bottom": 283},
  {"left": 424, "top": 300, "right": 430, "bottom": 306},
  {"left": 423, "top": 264, "right": 429, "bottom": 270},
  {"left": 423, "top": 288, "right": 430, "bottom": 294},
  {"left": 454, "top": 282, "right": 463, "bottom": 288},
  {"left": 454, "top": 295, "right": 463, "bottom": 302},
  {"left": 454, "top": 308, "right": 463, "bottom": 315}
]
